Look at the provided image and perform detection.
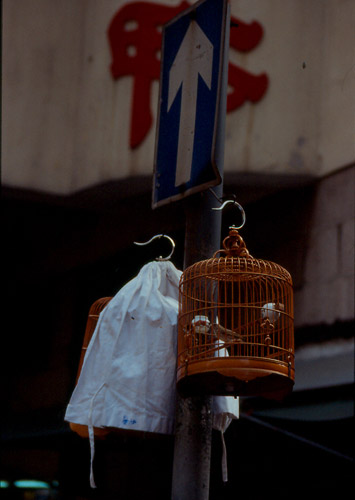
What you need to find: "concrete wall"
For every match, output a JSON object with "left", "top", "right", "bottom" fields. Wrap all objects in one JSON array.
[
  {"left": 3, "top": 0, "right": 355, "bottom": 194},
  {"left": 294, "top": 166, "right": 354, "bottom": 328}
]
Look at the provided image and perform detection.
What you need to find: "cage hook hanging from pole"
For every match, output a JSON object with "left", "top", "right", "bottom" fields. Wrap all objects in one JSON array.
[
  {"left": 212, "top": 199, "right": 246, "bottom": 230},
  {"left": 134, "top": 234, "right": 175, "bottom": 261}
]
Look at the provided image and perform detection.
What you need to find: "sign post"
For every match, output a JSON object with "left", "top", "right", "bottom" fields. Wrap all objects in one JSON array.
[
  {"left": 153, "top": 0, "right": 230, "bottom": 498},
  {"left": 152, "top": 0, "right": 229, "bottom": 209}
]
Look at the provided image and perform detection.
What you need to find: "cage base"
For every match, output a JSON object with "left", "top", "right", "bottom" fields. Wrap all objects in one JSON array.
[{"left": 177, "top": 357, "right": 294, "bottom": 400}]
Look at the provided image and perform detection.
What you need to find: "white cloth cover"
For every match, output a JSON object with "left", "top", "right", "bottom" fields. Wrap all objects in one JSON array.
[
  {"left": 65, "top": 260, "right": 182, "bottom": 436},
  {"left": 212, "top": 340, "right": 239, "bottom": 435},
  {"left": 212, "top": 395, "right": 239, "bottom": 482},
  {"left": 212, "top": 340, "right": 239, "bottom": 482},
  {"left": 212, "top": 395, "right": 239, "bottom": 433},
  {"left": 65, "top": 260, "right": 182, "bottom": 487}
]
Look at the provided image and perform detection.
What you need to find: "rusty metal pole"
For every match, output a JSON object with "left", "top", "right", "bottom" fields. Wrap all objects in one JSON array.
[{"left": 171, "top": 6, "right": 230, "bottom": 498}]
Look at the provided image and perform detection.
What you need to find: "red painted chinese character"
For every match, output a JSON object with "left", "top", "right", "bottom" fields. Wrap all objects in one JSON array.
[
  {"left": 228, "top": 18, "right": 269, "bottom": 110},
  {"left": 108, "top": 1, "right": 268, "bottom": 149}
]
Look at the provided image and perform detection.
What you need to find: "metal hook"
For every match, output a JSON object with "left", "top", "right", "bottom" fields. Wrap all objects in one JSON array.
[
  {"left": 134, "top": 234, "right": 175, "bottom": 261},
  {"left": 212, "top": 199, "right": 246, "bottom": 229}
]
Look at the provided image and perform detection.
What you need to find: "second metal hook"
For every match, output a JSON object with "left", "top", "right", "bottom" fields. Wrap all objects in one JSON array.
[
  {"left": 134, "top": 234, "right": 175, "bottom": 261},
  {"left": 212, "top": 199, "right": 246, "bottom": 230}
]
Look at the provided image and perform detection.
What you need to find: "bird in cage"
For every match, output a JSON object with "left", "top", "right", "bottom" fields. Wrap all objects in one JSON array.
[
  {"left": 191, "top": 315, "right": 212, "bottom": 335},
  {"left": 261, "top": 303, "right": 285, "bottom": 347},
  {"left": 261, "top": 302, "right": 284, "bottom": 325},
  {"left": 190, "top": 315, "right": 245, "bottom": 344}
]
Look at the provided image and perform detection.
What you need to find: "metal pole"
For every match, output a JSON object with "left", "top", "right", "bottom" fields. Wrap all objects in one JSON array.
[
  {"left": 171, "top": 6, "right": 230, "bottom": 498},
  {"left": 171, "top": 188, "right": 222, "bottom": 500}
]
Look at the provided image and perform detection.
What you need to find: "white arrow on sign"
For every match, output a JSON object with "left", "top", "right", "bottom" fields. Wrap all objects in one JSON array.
[{"left": 167, "top": 21, "right": 213, "bottom": 187}]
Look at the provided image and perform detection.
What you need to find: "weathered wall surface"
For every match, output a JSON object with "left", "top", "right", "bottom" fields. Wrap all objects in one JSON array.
[
  {"left": 294, "top": 166, "right": 354, "bottom": 328},
  {"left": 3, "top": 0, "right": 355, "bottom": 194}
]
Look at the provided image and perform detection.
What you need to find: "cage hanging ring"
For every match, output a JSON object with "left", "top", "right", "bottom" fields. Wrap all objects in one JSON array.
[
  {"left": 212, "top": 199, "right": 246, "bottom": 229},
  {"left": 134, "top": 234, "right": 175, "bottom": 261}
]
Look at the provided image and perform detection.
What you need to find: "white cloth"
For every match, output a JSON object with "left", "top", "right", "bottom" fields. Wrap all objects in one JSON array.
[
  {"left": 213, "top": 396, "right": 239, "bottom": 433},
  {"left": 65, "top": 260, "right": 182, "bottom": 486},
  {"left": 212, "top": 340, "right": 239, "bottom": 483},
  {"left": 65, "top": 260, "right": 182, "bottom": 435},
  {"left": 213, "top": 396, "right": 239, "bottom": 483}
]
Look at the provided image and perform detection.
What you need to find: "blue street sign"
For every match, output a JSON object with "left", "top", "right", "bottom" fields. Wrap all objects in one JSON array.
[{"left": 152, "top": 0, "right": 228, "bottom": 208}]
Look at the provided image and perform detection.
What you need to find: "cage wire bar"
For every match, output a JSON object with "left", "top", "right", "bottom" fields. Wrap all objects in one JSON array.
[{"left": 177, "top": 227, "right": 294, "bottom": 399}]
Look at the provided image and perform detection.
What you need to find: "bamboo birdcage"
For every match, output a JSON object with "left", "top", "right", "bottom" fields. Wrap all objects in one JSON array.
[
  {"left": 177, "top": 227, "right": 294, "bottom": 399},
  {"left": 74, "top": 297, "right": 112, "bottom": 384},
  {"left": 70, "top": 296, "right": 112, "bottom": 438}
]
